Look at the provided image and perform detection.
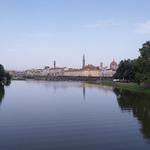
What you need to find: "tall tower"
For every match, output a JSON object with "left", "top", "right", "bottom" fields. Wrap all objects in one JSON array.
[
  {"left": 82, "top": 54, "right": 85, "bottom": 69},
  {"left": 54, "top": 60, "right": 56, "bottom": 69},
  {"left": 100, "top": 62, "right": 103, "bottom": 70}
]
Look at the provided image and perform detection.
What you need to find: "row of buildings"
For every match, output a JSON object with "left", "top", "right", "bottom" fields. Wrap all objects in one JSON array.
[{"left": 10, "top": 55, "right": 118, "bottom": 78}]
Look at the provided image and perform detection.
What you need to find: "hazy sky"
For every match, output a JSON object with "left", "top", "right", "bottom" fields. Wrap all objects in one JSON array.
[{"left": 1, "top": 0, "right": 150, "bottom": 70}]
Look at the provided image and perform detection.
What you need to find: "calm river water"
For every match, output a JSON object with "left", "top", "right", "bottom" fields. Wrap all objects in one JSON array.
[{"left": 0, "top": 81, "right": 150, "bottom": 150}]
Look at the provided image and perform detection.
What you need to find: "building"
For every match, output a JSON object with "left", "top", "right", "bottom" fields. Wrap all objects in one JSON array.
[
  {"left": 64, "top": 56, "right": 118, "bottom": 78},
  {"left": 82, "top": 55, "right": 85, "bottom": 69},
  {"left": 64, "top": 55, "right": 101, "bottom": 77},
  {"left": 24, "top": 55, "right": 118, "bottom": 78},
  {"left": 63, "top": 69, "right": 100, "bottom": 77},
  {"left": 110, "top": 59, "right": 118, "bottom": 71}
]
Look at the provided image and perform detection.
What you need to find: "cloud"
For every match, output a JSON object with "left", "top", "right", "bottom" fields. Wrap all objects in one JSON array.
[
  {"left": 135, "top": 21, "right": 150, "bottom": 34},
  {"left": 83, "top": 19, "right": 120, "bottom": 28}
]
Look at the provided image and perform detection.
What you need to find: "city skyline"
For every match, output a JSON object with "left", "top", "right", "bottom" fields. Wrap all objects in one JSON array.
[
  {"left": 1, "top": 0, "right": 150, "bottom": 70},
  {"left": 8, "top": 54, "right": 116, "bottom": 71}
]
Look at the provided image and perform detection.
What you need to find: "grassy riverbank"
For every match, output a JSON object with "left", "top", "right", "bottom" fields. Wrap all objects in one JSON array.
[{"left": 90, "top": 80, "right": 150, "bottom": 94}]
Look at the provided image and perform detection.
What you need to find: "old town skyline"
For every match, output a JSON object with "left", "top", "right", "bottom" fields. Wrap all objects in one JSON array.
[{"left": 8, "top": 54, "right": 117, "bottom": 72}]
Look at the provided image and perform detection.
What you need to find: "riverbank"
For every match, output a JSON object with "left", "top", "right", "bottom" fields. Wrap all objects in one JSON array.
[
  {"left": 89, "top": 80, "right": 150, "bottom": 94},
  {"left": 12, "top": 76, "right": 105, "bottom": 81}
]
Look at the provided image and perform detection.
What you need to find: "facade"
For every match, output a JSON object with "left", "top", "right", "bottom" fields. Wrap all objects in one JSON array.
[
  {"left": 9, "top": 70, "right": 25, "bottom": 77},
  {"left": 100, "top": 68, "right": 116, "bottom": 77},
  {"left": 47, "top": 68, "right": 65, "bottom": 76},
  {"left": 25, "top": 69, "right": 44, "bottom": 77},
  {"left": 25, "top": 67, "right": 65, "bottom": 77},
  {"left": 64, "top": 69, "right": 100, "bottom": 77},
  {"left": 63, "top": 58, "right": 118, "bottom": 78},
  {"left": 64, "top": 64, "right": 101, "bottom": 77}
]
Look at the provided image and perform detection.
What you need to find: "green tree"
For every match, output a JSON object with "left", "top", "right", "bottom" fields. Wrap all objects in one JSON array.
[
  {"left": 113, "top": 59, "right": 135, "bottom": 81},
  {"left": 114, "top": 41, "right": 150, "bottom": 87},
  {"left": 0, "top": 64, "right": 11, "bottom": 86},
  {"left": 0, "top": 64, "right": 9, "bottom": 102},
  {"left": 135, "top": 41, "right": 150, "bottom": 86},
  {"left": 0, "top": 64, "right": 5, "bottom": 82},
  {"left": 139, "top": 41, "right": 150, "bottom": 59}
]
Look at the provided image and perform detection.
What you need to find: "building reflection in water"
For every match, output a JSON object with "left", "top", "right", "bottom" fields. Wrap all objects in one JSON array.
[
  {"left": 2, "top": 80, "right": 150, "bottom": 143},
  {"left": 81, "top": 82, "right": 113, "bottom": 100},
  {"left": 25, "top": 81, "right": 113, "bottom": 100},
  {"left": 114, "top": 88, "right": 150, "bottom": 141},
  {"left": 82, "top": 85, "right": 86, "bottom": 100}
]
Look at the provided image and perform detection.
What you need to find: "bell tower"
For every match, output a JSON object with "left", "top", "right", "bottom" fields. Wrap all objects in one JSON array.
[
  {"left": 82, "top": 54, "right": 85, "bottom": 69},
  {"left": 54, "top": 60, "right": 56, "bottom": 69}
]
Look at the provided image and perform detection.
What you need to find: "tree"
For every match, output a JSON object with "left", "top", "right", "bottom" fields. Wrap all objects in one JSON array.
[
  {"left": 114, "top": 41, "right": 150, "bottom": 87},
  {"left": 0, "top": 64, "right": 11, "bottom": 86},
  {"left": 0, "top": 64, "right": 5, "bottom": 82},
  {"left": 0, "top": 64, "right": 10, "bottom": 102},
  {"left": 113, "top": 59, "right": 135, "bottom": 81},
  {"left": 135, "top": 41, "right": 150, "bottom": 86},
  {"left": 139, "top": 41, "right": 150, "bottom": 59}
]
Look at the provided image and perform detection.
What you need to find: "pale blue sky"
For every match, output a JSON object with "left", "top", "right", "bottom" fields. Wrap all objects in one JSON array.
[{"left": 1, "top": 0, "right": 150, "bottom": 70}]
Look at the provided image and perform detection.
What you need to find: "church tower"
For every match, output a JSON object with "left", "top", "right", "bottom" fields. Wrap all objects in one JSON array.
[
  {"left": 54, "top": 60, "right": 56, "bottom": 69},
  {"left": 82, "top": 55, "right": 85, "bottom": 69}
]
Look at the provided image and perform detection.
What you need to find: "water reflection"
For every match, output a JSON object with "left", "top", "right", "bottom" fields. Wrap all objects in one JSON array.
[
  {"left": 4, "top": 79, "right": 11, "bottom": 86},
  {"left": 25, "top": 80, "right": 114, "bottom": 101},
  {"left": 114, "top": 88, "right": 150, "bottom": 140},
  {"left": 0, "top": 80, "right": 10, "bottom": 105},
  {"left": 1, "top": 81, "right": 150, "bottom": 149},
  {"left": 83, "top": 85, "right": 86, "bottom": 100}
]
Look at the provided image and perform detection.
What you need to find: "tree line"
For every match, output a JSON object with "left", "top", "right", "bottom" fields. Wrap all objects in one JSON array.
[
  {"left": 0, "top": 64, "right": 11, "bottom": 86},
  {"left": 113, "top": 41, "right": 150, "bottom": 87}
]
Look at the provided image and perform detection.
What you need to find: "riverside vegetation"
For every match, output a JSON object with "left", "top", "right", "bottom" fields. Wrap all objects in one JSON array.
[
  {"left": 0, "top": 64, "right": 11, "bottom": 101},
  {"left": 113, "top": 41, "right": 150, "bottom": 87},
  {"left": 0, "top": 64, "right": 11, "bottom": 86},
  {"left": 92, "top": 41, "right": 150, "bottom": 94}
]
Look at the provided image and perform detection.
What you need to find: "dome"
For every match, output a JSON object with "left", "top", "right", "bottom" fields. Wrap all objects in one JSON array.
[
  {"left": 110, "top": 59, "right": 118, "bottom": 71},
  {"left": 110, "top": 60, "right": 117, "bottom": 66}
]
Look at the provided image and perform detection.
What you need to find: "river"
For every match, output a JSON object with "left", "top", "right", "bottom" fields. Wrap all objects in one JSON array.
[{"left": 0, "top": 81, "right": 150, "bottom": 150}]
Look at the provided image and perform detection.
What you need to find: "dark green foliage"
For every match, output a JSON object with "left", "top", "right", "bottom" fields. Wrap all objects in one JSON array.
[
  {"left": 0, "top": 64, "right": 5, "bottom": 82},
  {"left": 0, "top": 64, "right": 11, "bottom": 86},
  {"left": 0, "top": 84, "right": 5, "bottom": 103},
  {"left": 113, "top": 59, "right": 135, "bottom": 81},
  {"left": 135, "top": 41, "right": 150, "bottom": 86},
  {"left": 139, "top": 41, "right": 150, "bottom": 59},
  {"left": 0, "top": 64, "right": 11, "bottom": 102},
  {"left": 114, "top": 41, "right": 150, "bottom": 87}
]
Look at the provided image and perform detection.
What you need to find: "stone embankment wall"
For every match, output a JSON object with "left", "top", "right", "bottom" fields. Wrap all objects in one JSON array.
[{"left": 25, "top": 76, "right": 112, "bottom": 81}]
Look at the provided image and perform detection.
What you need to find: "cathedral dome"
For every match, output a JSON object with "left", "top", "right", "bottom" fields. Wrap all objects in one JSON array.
[{"left": 110, "top": 59, "right": 118, "bottom": 71}]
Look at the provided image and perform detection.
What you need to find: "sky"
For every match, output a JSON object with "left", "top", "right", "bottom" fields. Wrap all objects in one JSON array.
[{"left": 1, "top": 0, "right": 150, "bottom": 70}]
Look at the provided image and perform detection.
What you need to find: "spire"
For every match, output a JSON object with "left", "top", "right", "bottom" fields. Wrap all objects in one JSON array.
[
  {"left": 82, "top": 54, "right": 85, "bottom": 69},
  {"left": 100, "top": 62, "right": 103, "bottom": 69},
  {"left": 54, "top": 60, "right": 56, "bottom": 68}
]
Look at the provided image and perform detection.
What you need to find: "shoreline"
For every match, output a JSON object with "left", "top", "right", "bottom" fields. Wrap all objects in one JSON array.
[
  {"left": 12, "top": 78, "right": 150, "bottom": 94},
  {"left": 87, "top": 80, "right": 150, "bottom": 94},
  {"left": 12, "top": 76, "right": 107, "bottom": 82}
]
